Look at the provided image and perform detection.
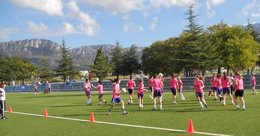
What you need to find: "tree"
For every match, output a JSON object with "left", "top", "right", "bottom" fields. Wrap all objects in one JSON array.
[
  {"left": 122, "top": 45, "right": 140, "bottom": 77},
  {"left": 55, "top": 40, "right": 76, "bottom": 82},
  {"left": 177, "top": 4, "right": 210, "bottom": 76},
  {"left": 110, "top": 41, "right": 124, "bottom": 79},
  {"left": 208, "top": 24, "right": 259, "bottom": 73},
  {"left": 0, "top": 56, "right": 36, "bottom": 84},
  {"left": 37, "top": 57, "right": 55, "bottom": 80},
  {"left": 90, "top": 47, "right": 113, "bottom": 81}
]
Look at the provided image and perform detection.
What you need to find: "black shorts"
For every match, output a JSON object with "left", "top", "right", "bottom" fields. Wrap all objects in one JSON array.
[
  {"left": 128, "top": 89, "right": 133, "bottom": 95},
  {"left": 235, "top": 90, "right": 244, "bottom": 97},
  {"left": 0, "top": 100, "right": 6, "bottom": 110}
]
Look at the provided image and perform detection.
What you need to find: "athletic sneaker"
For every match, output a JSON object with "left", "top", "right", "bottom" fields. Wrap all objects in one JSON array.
[
  {"left": 242, "top": 108, "right": 246, "bottom": 111},
  {"left": 122, "top": 111, "right": 128, "bottom": 115},
  {"left": 200, "top": 107, "right": 204, "bottom": 110},
  {"left": 204, "top": 104, "right": 208, "bottom": 108}
]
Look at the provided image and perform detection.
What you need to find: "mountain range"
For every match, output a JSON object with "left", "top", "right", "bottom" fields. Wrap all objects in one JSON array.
[
  {"left": 0, "top": 39, "right": 145, "bottom": 70},
  {"left": 0, "top": 23, "right": 259, "bottom": 70}
]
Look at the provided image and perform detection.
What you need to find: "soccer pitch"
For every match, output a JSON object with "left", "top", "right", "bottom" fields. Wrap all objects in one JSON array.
[{"left": 1, "top": 91, "right": 259, "bottom": 136}]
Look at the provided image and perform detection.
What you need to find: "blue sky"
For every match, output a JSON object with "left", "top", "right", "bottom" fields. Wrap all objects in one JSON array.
[{"left": 0, "top": 0, "right": 260, "bottom": 48}]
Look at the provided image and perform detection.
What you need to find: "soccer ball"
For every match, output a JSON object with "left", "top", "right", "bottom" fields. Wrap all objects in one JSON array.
[{"left": 122, "top": 88, "right": 126, "bottom": 93}]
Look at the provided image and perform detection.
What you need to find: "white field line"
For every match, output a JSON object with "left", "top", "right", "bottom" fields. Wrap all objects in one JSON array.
[{"left": 9, "top": 111, "right": 232, "bottom": 136}]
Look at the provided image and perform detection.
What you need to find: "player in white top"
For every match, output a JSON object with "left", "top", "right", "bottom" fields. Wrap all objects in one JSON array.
[{"left": 0, "top": 83, "right": 7, "bottom": 119}]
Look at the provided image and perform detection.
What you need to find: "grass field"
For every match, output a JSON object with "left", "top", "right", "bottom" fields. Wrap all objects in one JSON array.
[{"left": 1, "top": 90, "right": 260, "bottom": 136}]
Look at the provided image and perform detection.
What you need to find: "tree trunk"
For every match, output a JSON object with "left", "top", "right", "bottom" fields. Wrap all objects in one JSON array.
[
  {"left": 247, "top": 69, "right": 250, "bottom": 75},
  {"left": 116, "top": 73, "right": 119, "bottom": 80},
  {"left": 217, "top": 67, "right": 221, "bottom": 74},
  {"left": 227, "top": 67, "right": 230, "bottom": 75}
]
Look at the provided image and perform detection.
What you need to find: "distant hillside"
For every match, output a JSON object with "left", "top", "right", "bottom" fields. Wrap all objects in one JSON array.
[{"left": 0, "top": 39, "right": 145, "bottom": 70}]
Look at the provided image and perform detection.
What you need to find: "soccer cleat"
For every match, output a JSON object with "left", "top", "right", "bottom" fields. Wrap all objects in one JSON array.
[
  {"left": 123, "top": 111, "right": 128, "bottom": 115},
  {"left": 104, "top": 101, "right": 107, "bottom": 105},
  {"left": 152, "top": 108, "right": 156, "bottom": 111},
  {"left": 204, "top": 104, "right": 208, "bottom": 108},
  {"left": 200, "top": 107, "right": 204, "bottom": 110},
  {"left": 242, "top": 108, "right": 246, "bottom": 111}
]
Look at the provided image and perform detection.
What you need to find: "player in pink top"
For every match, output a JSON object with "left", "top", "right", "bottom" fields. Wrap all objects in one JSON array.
[
  {"left": 216, "top": 74, "right": 224, "bottom": 102},
  {"left": 177, "top": 75, "right": 185, "bottom": 101},
  {"left": 137, "top": 79, "right": 148, "bottom": 109},
  {"left": 209, "top": 73, "right": 218, "bottom": 100},
  {"left": 83, "top": 78, "right": 92, "bottom": 105},
  {"left": 92, "top": 80, "right": 107, "bottom": 105},
  {"left": 152, "top": 75, "right": 163, "bottom": 110},
  {"left": 170, "top": 74, "right": 178, "bottom": 104},
  {"left": 108, "top": 79, "right": 128, "bottom": 115},
  {"left": 194, "top": 75, "right": 208, "bottom": 110},
  {"left": 251, "top": 74, "right": 257, "bottom": 95},
  {"left": 127, "top": 76, "right": 136, "bottom": 104},
  {"left": 221, "top": 72, "right": 234, "bottom": 105},
  {"left": 234, "top": 73, "right": 245, "bottom": 110},
  {"left": 148, "top": 76, "right": 154, "bottom": 99}
]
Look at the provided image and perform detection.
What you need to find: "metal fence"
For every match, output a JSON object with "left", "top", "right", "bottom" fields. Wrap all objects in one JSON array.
[{"left": 5, "top": 75, "right": 260, "bottom": 92}]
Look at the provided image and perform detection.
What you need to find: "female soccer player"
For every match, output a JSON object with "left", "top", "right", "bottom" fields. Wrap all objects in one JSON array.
[
  {"left": 216, "top": 74, "right": 224, "bottom": 102},
  {"left": 152, "top": 75, "right": 163, "bottom": 110},
  {"left": 194, "top": 75, "right": 208, "bottom": 110},
  {"left": 209, "top": 73, "right": 218, "bottom": 100},
  {"left": 148, "top": 76, "right": 154, "bottom": 99},
  {"left": 93, "top": 80, "right": 106, "bottom": 105},
  {"left": 177, "top": 75, "right": 185, "bottom": 101},
  {"left": 170, "top": 74, "right": 178, "bottom": 104},
  {"left": 251, "top": 74, "right": 257, "bottom": 95},
  {"left": 127, "top": 76, "right": 136, "bottom": 104},
  {"left": 0, "top": 83, "right": 7, "bottom": 119},
  {"left": 108, "top": 79, "right": 128, "bottom": 115},
  {"left": 234, "top": 73, "right": 246, "bottom": 110},
  {"left": 33, "top": 82, "right": 39, "bottom": 94},
  {"left": 84, "top": 78, "right": 92, "bottom": 105},
  {"left": 137, "top": 79, "right": 148, "bottom": 109},
  {"left": 221, "top": 72, "right": 234, "bottom": 105}
]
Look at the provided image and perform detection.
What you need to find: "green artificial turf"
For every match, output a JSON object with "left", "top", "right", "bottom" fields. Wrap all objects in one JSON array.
[{"left": 1, "top": 90, "right": 259, "bottom": 136}]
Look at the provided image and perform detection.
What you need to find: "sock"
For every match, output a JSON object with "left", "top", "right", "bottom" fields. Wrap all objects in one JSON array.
[
  {"left": 122, "top": 104, "right": 125, "bottom": 110},
  {"left": 242, "top": 105, "right": 245, "bottom": 109},
  {"left": 159, "top": 104, "right": 162, "bottom": 110},
  {"left": 199, "top": 101, "right": 204, "bottom": 108},
  {"left": 236, "top": 105, "right": 240, "bottom": 109},
  {"left": 153, "top": 105, "right": 156, "bottom": 109}
]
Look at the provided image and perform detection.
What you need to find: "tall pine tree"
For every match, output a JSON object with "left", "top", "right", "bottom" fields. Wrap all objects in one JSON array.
[
  {"left": 110, "top": 41, "right": 124, "bottom": 80},
  {"left": 177, "top": 4, "right": 209, "bottom": 76},
  {"left": 90, "top": 47, "right": 113, "bottom": 81},
  {"left": 122, "top": 45, "right": 140, "bottom": 77},
  {"left": 55, "top": 39, "right": 76, "bottom": 82}
]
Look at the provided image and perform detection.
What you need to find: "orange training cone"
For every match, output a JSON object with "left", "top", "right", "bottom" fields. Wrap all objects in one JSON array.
[
  {"left": 89, "top": 112, "right": 95, "bottom": 123},
  {"left": 44, "top": 108, "right": 48, "bottom": 118},
  {"left": 187, "top": 119, "right": 195, "bottom": 134},
  {"left": 8, "top": 105, "right": 13, "bottom": 113}
]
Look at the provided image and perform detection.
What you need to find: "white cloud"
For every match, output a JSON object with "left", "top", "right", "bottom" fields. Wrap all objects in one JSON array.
[
  {"left": 0, "top": 27, "right": 19, "bottom": 40},
  {"left": 241, "top": 0, "right": 260, "bottom": 17},
  {"left": 11, "top": 0, "right": 63, "bottom": 16},
  {"left": 123, "top": 24, "right": 129, "bottom": 32},
  {"left": 63, "top": 22, "right": 77, "bottom": 35},
  {"left": 123, "top": 22, "right": 144, "bottom": 32},
  {"left": 28, "top": 21, "right": 49, "bottom": 35},
  {"left": 79, "top": 0, "right": 145, "bottom": 14},
  {"left": 151, "top": 17, "right": 158, "bottom": 30},
  {"left": 67, "top": 1, "right": 99, "bottom": 36},
  {"left": 207, "top": 10, "right": 216, "bottom": 18},
  {"left": 206, "top": 0, "right": 225, "bottom": 9},
  {"left": 149, "top": 0, "right": 196, "bottom": 8},
  {"left": 138, "top": 26, "right": 144, "bottom": 32}
]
